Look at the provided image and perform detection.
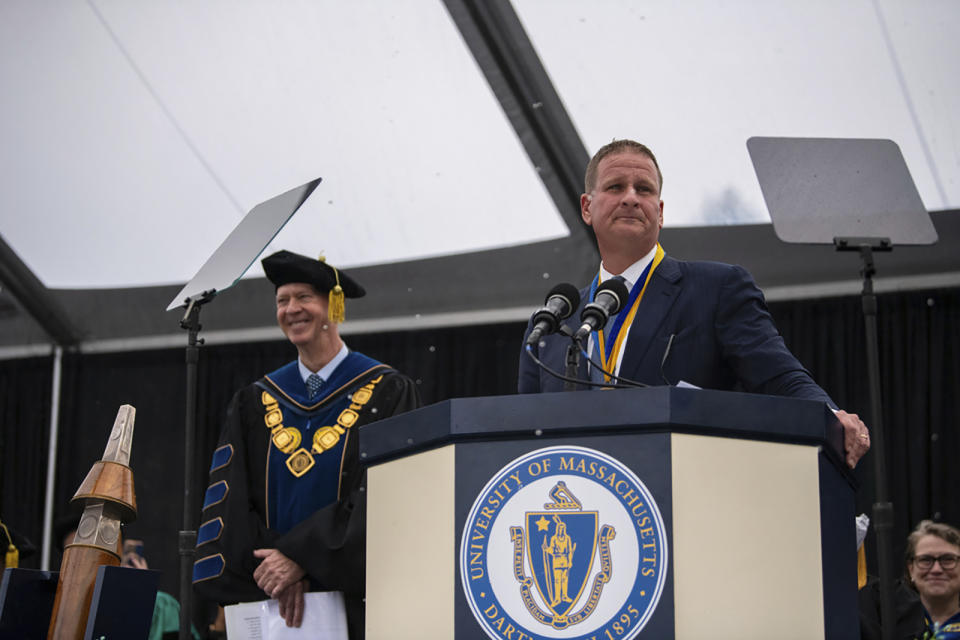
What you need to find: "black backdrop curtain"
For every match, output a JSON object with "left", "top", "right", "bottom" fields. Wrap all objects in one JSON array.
[
  {"left": 0, "top": 355, "right": 52, "bottom": 564},
  {"left": 771, "top": 287, "right": 960, "bottom": 569},
  {"left": 1, "top": 286, "right": 957, "bottom": 606}
]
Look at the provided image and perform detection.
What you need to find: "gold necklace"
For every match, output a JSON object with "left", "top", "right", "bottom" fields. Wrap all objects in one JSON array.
[{"left": 260, "top": 375, "right": 383, "bottom": 477}]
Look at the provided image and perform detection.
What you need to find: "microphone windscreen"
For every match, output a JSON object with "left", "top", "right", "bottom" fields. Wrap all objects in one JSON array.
[
  {"left": 596, "top": 277, "right": 629, "bottom": 309},
  {"left": 545, "top": 283, "right": 581, "bottom": 317}
]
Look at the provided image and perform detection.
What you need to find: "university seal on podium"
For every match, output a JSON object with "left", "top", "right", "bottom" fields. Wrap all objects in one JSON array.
[{"left": 460, "top": 446, "right": 667, "bottom": 640}]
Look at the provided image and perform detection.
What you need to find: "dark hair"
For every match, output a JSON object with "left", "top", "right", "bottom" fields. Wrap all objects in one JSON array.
[
  {"left": 584, "top": 139, "right": 663, "bottom": 194},
  {"left": 904, "top": 519, "right": 960, "bottom": 583}
]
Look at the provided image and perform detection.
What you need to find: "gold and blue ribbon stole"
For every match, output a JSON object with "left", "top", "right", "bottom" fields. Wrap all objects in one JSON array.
[{"left": 589, "top": 244, "right": 665, "bottom": 382}]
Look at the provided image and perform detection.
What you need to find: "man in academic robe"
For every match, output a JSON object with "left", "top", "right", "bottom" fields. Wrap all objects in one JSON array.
[
  {"left": 193, "top": 250, "right": 420, "bottom": 638},
  {"left": 518, "top": 139, "right": 870, "bottom": 469}
]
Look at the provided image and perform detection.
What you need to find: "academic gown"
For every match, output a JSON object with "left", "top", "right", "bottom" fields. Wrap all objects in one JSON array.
[
  {"left": 856, "top": 576, "right": 960, "bottom": 640},
  {"left": 193, "top": 352, "right": 420, "bottom": 639}
]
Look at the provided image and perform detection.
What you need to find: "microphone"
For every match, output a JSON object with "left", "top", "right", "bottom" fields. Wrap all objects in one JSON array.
[
  {"left": 574, "top": 277, "right": 630, "bottom": 341},
  {"left": 525, "top": 283, "right": 581, "bottom": 346}
]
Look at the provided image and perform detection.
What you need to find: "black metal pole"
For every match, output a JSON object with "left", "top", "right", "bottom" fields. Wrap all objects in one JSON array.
[
  {"left": 857, "top": 245, "right": 897, "bottom": 640},
  {"left": 179, "top": 297, "right": 205, "bottom": 640}
]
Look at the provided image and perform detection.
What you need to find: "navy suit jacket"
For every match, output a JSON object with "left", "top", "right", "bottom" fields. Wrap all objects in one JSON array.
[{"left": 518, "top": 256, "right": 835, "bottom": 404}]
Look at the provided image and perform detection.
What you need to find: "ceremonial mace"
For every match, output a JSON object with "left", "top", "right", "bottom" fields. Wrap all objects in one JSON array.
[{"left": 47, "top": 405, "right": 137, "bottom": 640}]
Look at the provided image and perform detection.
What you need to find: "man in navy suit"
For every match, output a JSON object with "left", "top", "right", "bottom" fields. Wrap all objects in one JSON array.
[{"left": 518, "top": 139, "right": 871, "bottom": 468}]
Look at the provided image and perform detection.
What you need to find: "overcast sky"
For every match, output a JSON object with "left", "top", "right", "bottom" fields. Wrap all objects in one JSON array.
[{"left": 1, "top": 0, "right": 956, "bottom": 290}]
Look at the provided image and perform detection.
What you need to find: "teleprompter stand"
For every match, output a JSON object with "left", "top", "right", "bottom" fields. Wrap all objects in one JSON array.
[
  {"left": 167, "top": 178, "right": 321, "bottom": 640},
  {"left": 748, "top": 136, "right": 938, "bottom": 640},
  {"left": 176, "top": 291, "right": 214, "bottom": 640}
]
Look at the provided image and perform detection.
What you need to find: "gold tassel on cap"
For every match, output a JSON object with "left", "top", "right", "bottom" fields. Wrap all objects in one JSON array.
[
  {"left": 329, "top": 272, "right": 345, "bottom": 323},
  {"left": 318, "top": 254, "right": 345, "bottom": 323},
  {"left": 1, "top": 520, "right": 18, "bottom": 568}
]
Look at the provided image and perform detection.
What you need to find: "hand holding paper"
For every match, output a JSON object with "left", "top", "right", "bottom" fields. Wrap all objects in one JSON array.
[
  {"left": 276, "top": 579, "right": 306, "bottom": 628},
  {"left": 225, "top": 592, "right": 348, "bottom": 640}
]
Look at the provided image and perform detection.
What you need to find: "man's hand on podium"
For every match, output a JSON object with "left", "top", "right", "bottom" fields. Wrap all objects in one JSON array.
[{"left": 836, "top": 409, "right": 870, "bottom": 468}]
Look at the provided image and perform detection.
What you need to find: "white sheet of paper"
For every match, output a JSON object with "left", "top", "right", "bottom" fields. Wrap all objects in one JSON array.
[
  {"left": 224, "top": 600, "right": 267, "bottom": 640},
  {"left": 224, "top": 591, "right": 348, "bottom": 640}
]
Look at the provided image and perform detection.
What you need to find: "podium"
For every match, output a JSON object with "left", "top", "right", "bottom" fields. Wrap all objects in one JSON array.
[{"left": 360, "top": 387, "right": 858, "bottom": 640}]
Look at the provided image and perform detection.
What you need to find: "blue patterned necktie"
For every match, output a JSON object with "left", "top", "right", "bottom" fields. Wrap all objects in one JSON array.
[{"left": 306, "top": 373, "right": 323, "bottom": 400}]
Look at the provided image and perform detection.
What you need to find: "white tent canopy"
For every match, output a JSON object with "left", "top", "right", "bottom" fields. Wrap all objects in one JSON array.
[{"left": 1, "top": 0, "right": 958, "bottom": 354}]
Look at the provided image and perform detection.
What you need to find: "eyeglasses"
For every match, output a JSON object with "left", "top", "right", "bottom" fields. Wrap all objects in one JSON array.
[{"left": 913, "top": 554, "right": 960, "bottom": 570}]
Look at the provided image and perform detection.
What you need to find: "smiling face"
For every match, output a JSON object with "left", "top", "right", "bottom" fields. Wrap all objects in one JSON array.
[
  {"left": 908, "top": 534, "right": 960, "bottom": 604},
  {"left": 276, "top": 282, "right": 329, "bottom": 348},
  {"left": 581, "top": 151, "right": 664, "bottom": 270}
]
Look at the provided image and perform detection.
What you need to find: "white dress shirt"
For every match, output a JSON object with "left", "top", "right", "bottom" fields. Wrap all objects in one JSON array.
[
  {"left": 588, "top": 245, "right": 658, "bottom": 379},
  {"left": 298, "top": 342, "right": 350, "bottom": 384}
]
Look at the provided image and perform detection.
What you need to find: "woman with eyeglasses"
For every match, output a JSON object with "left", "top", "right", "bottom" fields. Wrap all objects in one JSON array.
[
  {"left": 860, "top": 520, "right": 960, "bottom": 640},
  {"left": 905, "top": 520, "right": 960, "bottom": 638}
]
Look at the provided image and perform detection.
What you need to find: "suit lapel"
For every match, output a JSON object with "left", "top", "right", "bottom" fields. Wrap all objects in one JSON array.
[{"left": 619, "top": 256, "right": 682, "bottom": 380}]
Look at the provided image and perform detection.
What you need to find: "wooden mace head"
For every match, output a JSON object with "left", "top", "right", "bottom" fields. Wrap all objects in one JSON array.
[
  {"left": 70, "top": 405, "right": 138, "bottom": 523},
  {"left": 72, "top": 461, "right": 137, "bottom": 524}
]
